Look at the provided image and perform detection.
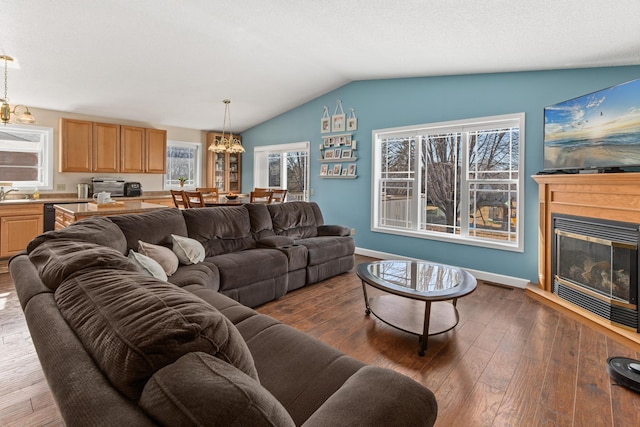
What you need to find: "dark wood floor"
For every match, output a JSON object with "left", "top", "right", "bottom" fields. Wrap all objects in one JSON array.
[{"left": 1, "top": 255, "right": 640, "bottom": 426}]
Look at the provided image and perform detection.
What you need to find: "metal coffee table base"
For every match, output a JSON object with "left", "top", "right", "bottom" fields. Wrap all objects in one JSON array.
[{"left": 362, "top": 290, "right": 460, "bottom": 356}]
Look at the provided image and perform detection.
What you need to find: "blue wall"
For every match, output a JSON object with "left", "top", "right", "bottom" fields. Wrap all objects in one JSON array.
[{"left": 241, "top": 66, "right": 640, "bottom": 283}]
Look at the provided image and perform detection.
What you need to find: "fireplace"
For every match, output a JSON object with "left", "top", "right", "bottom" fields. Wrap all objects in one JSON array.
[{"left": 552, "top": 214, "right": 639, "bottom": 331}]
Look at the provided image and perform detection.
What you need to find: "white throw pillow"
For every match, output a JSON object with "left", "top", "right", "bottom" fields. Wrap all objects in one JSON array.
[
  {"left": 128, "top": 250, "right": 168, "bottom": 281},
  {"left": 138, "top": 241, "right": 179, "bottom": 276},
  {"left": 171, "top": 234, "right": 206, "bottom": 265}
]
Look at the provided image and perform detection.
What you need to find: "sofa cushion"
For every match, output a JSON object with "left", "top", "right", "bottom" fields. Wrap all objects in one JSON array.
[
  {"left": 28, "top": 239, "right": 136, "bottom": 290},
  {"left": 167, "top": 262, "right": 220, "bottom": 291},
  {"left": 206, "top": 249, "right": 288, "bottom": 290},
  {"left": 55, "top": 270, "right": 258, "bottom": 400},
  {"left": 267, "top": 202, "right": 321, "bottom": 239},
  {"left": 140, "top": 352, "right": 295, "bottom": 427},
  {"left": 245, "top": 203, "right": 276, "bottom": 240},
  {"left": 110, "top": 208, "right": 188, "bottom": 252},
  {"left": 182, "top": 206, "right": 256, "bottom": 256},
  {"left": 296, "top": 236, "right": 356, "bottom": 266},
  {"left": 27, "top": 216, "right": 127, "bottom": 255},
  {"left": 128, "top": 250, "right": 168, "bottom": 281},
  {"left": 171, "top": 234, "right": 205, "bottom": 265},
  {"left": 138, "top": 240, "right": 179, "bottom": 276}
]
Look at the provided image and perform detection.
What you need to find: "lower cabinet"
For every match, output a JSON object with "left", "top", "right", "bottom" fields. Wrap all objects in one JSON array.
[{"left": 0, "top": 205, "right": 43, "bottom": 257}]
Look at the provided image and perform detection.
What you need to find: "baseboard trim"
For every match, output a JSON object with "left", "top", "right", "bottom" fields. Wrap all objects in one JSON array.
[{"left": 354, "top": 247, "right": 529, "bottom": 289}]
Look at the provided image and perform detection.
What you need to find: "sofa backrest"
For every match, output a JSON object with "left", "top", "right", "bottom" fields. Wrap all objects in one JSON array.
[
  {"left": 182, "top": 206, "right": 256, "bottom": 256},
  {"left": 27, "top": 216, "right": 128, "bottom": 255},
  {"left": 244, "top": 203, "right": 276, "bottom": 240},
  {"left": 267, "top": 201, "right": 324, "bottom": 239},
  {"left": 110, "top": 208, "right": 188, "bottom": 252}
]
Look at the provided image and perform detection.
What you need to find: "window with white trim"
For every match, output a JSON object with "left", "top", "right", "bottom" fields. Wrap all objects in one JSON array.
[
  {"left": 0, "top": 124, "right": 53, "bottom": 190},
  {"left": 372, "top": 113, "right": 524, "bottom": 252},
  {"left": 164, "top": 140, "right": 202, "bottom": 189},
  {"left": 254, "top": 142, "right": 309, "bottom": 201}
]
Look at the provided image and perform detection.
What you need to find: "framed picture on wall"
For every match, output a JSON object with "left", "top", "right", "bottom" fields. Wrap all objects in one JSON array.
[
  {"left": 334, "top": 148, "right": 341, "bottom": 158},
  {"left": 323, "top": 137, "right": 332, "bottom": 148},
  {"left": 342, "top": 149, "right": 352, "bottom": 158},
  {"left": 347, "top": 163, "right": 357, "bottom": 176},
  {"left": 320, "top": 164, "right": 328, "bottom": 176},
  {"left": 341, "top": 169, "right": 348, "bottom": 176},
  {"left": 325, "top": 150, "right": 334, "bottom": 159},
  {"left": 333, "top": 164, "right": 342, "bottom": 175},
  {"left": 332, "top": 114, "right": 345, "bottom": 132},
  {"left": 321, "top": 117, "right": 330, "bottom": 133}
]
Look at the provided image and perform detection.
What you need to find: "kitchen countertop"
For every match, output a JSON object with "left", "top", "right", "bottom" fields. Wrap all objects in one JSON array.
[
  {"left": 0, "top": 193, "right": 172, "bottom": 206},
  {"left": 53, "top": 201, "right": 169, "bottom": 217}
]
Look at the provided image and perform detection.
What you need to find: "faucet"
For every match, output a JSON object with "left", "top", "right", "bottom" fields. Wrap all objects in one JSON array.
[{"left": 0, "top": 186, "right": 19, "bottom": 201}]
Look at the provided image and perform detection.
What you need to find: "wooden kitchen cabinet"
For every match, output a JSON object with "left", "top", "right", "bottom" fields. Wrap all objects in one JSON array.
[
  {"left": 121, "top": 126, "right": 167, "bottom": 173},
  {"left": 60, "top": 119, "right": 120, "bottom": 173},
  {"left": 60, "top": 118, "right": 93, "bottom": 172},
  {"left": 93, "top": 122, "right": 120, "bottom": 172},
  {"left": 60, "top": 118, "right": 166, "bottom": 174},
  {"left": 145, "top": 128, "right": 167, "bottom": 173},
  {"left": 206, "top": 132, "right": 242, "bottom": 193},
  {"left": 0, "top": 204, "right": 43, "bottom": 257}
]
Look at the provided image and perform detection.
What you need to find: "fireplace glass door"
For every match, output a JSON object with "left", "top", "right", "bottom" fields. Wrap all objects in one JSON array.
[{"left": 556, "top": 230, "right": 634, "bottom": 304}]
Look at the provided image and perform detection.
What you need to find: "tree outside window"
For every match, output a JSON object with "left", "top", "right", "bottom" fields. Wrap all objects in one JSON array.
[{"left": 373, "top": 113, "right": 524, "bottom": 252}]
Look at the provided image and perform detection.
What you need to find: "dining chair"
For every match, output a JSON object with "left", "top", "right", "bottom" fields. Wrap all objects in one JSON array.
[
  {"left": 253, "top": 187, "right": 268, "bottom": 192},
  {"left": 196, "top": 187, "right": 219, "bottom": 199},
  {"left": 270, "top": 189, "right": 287, "bottom": 203},
  {"left": 183, "top": 191, "right": 206, "bottom": 208},
  {"left": 170, "top": 190, "right": 189, "bottom": 209},
  {"left": 250, "top": 190, "right": 273, "bottom": 203}
]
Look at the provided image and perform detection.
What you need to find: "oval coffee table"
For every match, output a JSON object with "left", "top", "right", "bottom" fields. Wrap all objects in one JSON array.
[{"left": 357, "top": 260, "right": 477, "bottom": 356}]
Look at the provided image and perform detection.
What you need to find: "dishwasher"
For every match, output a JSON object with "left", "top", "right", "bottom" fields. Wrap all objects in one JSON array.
[{"left": 43, "top": 203, "right": 77, "bottom": 231}]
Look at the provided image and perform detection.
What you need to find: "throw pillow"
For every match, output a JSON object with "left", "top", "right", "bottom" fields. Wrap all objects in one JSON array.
[
  {"left": 140, "top": 352, "right": 295, "bottom": 427},
  {"left": 171, "top": 234, "right": 205, "bottom": 265},
  {"left": 138, "top": 240, "right": 179, "bottom": 276},
  {"left": 128, "top": 250, "right": 168, "bottom": 281},
  {"left": 55, "top": 270, "right": 258, "bottom": 400}
]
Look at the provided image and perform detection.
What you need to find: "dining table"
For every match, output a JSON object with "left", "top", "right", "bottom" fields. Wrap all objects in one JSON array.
[{"left": 203, "top": 196, "right": 250, "bottom": 207}]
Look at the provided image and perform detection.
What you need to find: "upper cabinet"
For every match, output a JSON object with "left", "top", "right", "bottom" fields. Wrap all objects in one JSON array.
[
  {"left": 60, "top": 118, "right": 166, "bottom": 173},
  {"left": 145, "top": 128, "right": 167, "bottom": 173},
  {"left": 93, "top": 122, "right": 120, "bottom": 173},
  {"left": 60, "top": 118, "right": 93, "bottom": 172},
  {"left": 206, "top": 132, "right": 242, "bottom": 193}
]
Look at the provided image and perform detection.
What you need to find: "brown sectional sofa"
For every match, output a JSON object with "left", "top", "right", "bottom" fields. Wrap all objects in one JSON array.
[{"left": 9, "top": 201, "right": 438, "bottom": 426}]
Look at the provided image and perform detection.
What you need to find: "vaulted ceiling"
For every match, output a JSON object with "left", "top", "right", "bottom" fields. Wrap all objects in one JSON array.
[{"left": 3, "top": 0, "right": 640, "bottom": 131}]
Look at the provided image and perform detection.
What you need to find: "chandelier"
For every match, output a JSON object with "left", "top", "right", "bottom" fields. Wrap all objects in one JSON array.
[
  {"left": 1, "top": 55, "right": 35, "bottom": 125},
  {"left": 208, "top": 99, "right": 245, "bottom": 153}
]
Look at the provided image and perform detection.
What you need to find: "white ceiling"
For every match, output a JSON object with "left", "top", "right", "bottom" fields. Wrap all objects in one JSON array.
[{"left": 2, "top": 0, "right": 640, "bottom": 132}]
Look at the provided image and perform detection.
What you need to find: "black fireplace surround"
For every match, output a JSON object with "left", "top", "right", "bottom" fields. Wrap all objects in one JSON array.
[{"left": 552, "top": 214, "right": 639, "bottom": 331}]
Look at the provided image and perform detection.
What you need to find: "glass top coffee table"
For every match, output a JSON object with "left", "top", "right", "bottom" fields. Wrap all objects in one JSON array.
[{"left": 357, "top": 260, "right": 477, "bottom": 356}]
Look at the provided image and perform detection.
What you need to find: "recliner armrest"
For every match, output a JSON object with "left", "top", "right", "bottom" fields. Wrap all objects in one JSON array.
[
  {"left": 302, "top": 366, "right": 437, "bottom": 427},
  {"left": 257, "top": 235, "right": 295, "bottom": 248},
  {"left": 317, "top": 225, "right": 351, "bottom": 237}
]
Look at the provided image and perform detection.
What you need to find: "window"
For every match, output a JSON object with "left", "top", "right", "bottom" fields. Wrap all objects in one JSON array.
[
  {"left": 164, "top": 140, "right": 201, "bottom": 189},
  {"left": 0, "top": 124, "right": 53, "bottom": 190},
  {"left": 254, "top": 142, "right": 309, "bottom": 201},
  {"left": 372, "top": 113, "right": 524, "bottom": 252}
]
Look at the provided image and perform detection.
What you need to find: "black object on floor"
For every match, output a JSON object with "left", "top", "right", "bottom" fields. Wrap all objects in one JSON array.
[{"left": 607, "top": 357, "right": 640, "bottom": 393}]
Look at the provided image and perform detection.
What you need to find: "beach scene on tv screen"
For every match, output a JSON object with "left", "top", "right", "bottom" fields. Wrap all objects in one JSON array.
[{"left": 544, "top": 78, "right": 640, "bottom": 170}]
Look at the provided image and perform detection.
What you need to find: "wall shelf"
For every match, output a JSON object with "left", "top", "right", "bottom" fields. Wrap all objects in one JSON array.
[
  {"left": 318, "top": 156, "right": 358, "bottom": 162},
  {"left": 319, "top": 175, "right": 357, "bottom": 179}
]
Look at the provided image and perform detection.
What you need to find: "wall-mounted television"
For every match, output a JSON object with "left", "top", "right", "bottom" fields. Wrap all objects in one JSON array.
[{"left": 543, "top": 78, "right": 640, "bottom": 172}]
